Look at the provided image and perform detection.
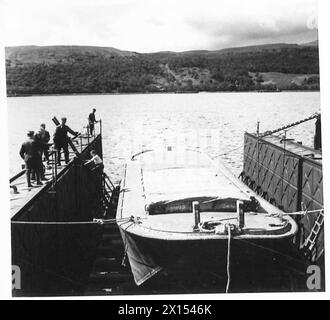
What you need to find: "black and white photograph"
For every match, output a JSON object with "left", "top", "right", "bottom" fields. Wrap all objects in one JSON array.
[{"left": 1, "top": 0, "right": 328, "bottom": 299}]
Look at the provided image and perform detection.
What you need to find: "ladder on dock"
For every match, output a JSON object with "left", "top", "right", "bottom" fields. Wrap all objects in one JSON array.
[
  {"left": 302, "top": 209, "right": 324, "bottom": 261},
  {"left": 101, "top": 173, "right": 118, "bottom": 217},
  {"left": 85, "top": 197, "right": 137, "bottom": 296}
]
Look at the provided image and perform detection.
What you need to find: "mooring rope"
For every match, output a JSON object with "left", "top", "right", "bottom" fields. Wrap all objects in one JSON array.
[
  {"left": 211, "top": 139, "right": 265, "bottom": 159},
  {"left": 211, "top": 111, "right": 319, "bottom": 160},
  {"left": 121, "top": 220, "right": 136, "bottom": 267},
  {"left": 11, "top": 217, "right": 133, "bottom": 225},
  {"left": 260, "top": 112, "right": 319, "bottom": 138},
  {"left": 269, "top": 208, "right": 324, "bottom": 217},
  {"left": 211, "top": 133, "right": 283, "bottom": 160},
  {"left": 225, "top": 224, "right": 232, "bottom": 294}
]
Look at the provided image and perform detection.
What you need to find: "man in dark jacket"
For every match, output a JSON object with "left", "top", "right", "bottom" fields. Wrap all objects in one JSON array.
[
  {"left": 53, "top": 117, "right": 78, "bottom": 165},
  {"left": 19, "top": 131, "right": 42, "bottom": 187},
  {"left": 37, "top": 123, "right": 51, "bottom": 164},
  {"left": 88, "top": 108, "right": 98, "bottom": 136},
  {"left": 34, "top": 124, "right": 51, "bottom": 180}
]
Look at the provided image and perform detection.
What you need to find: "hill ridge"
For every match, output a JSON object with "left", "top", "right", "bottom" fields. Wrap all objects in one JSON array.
[{"left": 5, "top": 41, "right": 320, "bottom": 95}]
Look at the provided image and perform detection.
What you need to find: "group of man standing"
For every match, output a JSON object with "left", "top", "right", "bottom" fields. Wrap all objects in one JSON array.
[{"left": 19, "top": 109, "right": 99, "bottom": 188}]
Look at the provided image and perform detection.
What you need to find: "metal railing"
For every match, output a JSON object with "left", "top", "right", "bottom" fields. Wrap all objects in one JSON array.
[{"left": 9, "top": 120, "right": 103, "bottom": 197}]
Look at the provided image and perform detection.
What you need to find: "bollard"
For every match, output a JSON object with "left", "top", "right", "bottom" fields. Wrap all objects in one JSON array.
[
  {"left": 237, "top": 200, "right": 245, "bottom": 229},
  {"left": 193, "top": 201, "right": 200, "bottom": 231},
  {"left": 10, "top": 185, "right": 19, "bottom": 194}
]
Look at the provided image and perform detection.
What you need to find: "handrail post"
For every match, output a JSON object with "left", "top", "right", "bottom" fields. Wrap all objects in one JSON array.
[
  {"left": 281, "top": 130, "right": 287, "bottom": 206},
  {"left": 237, "top": 200, "right": 245, "bottom": 229},
  {"left": 51, "top": 150, "right": 58, "bottom": 190},
  {"left": 256, "top": 121, "right": 260, "bottom": 191},
  {"left": 80, "top": 135, "right": 83, "bottom": 153},
  {"left": 193, "top": 201, "right": 200, "bottom": 231}
]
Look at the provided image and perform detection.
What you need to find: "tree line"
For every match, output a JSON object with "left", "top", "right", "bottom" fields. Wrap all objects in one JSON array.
[{"left": 6, "top": 46, "right": 319, "bottom": 95}]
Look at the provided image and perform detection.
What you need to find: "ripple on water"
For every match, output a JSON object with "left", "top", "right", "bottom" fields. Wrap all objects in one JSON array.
[{"left": 7, "top": 92, "right": 320, "bottom": 181}]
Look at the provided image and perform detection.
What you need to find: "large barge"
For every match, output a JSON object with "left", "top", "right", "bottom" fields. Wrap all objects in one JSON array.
[{"left": 117, "top": 148, "right": 298, "bottom": 287}]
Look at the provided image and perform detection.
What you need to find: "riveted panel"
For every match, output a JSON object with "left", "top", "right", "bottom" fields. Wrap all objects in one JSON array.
[
  {"left": 243, "top": 132, "right": 324, "bottom": 262},
  {"left": 243, "top": 133, "right": 300, "bottom": 212},
  {"left": 300, "top": 158, "right": 323, "bottom": 260}
]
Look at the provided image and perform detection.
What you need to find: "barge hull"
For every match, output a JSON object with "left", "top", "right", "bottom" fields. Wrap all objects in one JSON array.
[{"left": 120, "top": 229, "right": 298, "bottom": 287}]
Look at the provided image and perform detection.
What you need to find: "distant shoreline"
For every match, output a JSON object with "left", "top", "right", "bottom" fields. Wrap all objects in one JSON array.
[{"left": 7, "top": 89, "right": 320, "bottom": 98}]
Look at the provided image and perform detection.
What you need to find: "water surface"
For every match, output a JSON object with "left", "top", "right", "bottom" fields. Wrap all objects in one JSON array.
[{"left": 7, "top": 92, "right": 320, "bottom": 183}]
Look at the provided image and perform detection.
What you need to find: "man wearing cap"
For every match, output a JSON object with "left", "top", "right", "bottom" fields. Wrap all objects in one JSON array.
[
  {"left": 35, "top": 123, "right": 51, "bottom": 165},
  {"left": 53, "top": 117, "right": 78, "bottom": 165},
  {"left": 34, "top": 124, "right": 51, "bottom": 180},
  {"left": 88, "top": 108, "right": 98, "bottom": 136},
  {"left": 19, "top": 131, "right": 42, "bottom": 187}
]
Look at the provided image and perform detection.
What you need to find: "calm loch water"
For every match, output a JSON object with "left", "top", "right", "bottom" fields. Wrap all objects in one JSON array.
[{"left": 7, "top": 92, "right": 320, "bottom": 182}]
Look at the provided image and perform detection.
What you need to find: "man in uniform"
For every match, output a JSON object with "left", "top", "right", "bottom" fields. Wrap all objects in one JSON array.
[
  {"left": 34, "top": 124, "right": 51, "bottom": 180},
  {"left": 53, "top": 117, "right": 78, "bottom": 166},
  {"left": 19, "top": 131, "right": 42, "bottom": 187},
  {"left": 38, "top": 123, "right": 51, "bottom": 164},
  {"left": 88, "top": 108, "right": 98, "bottom": 136}
]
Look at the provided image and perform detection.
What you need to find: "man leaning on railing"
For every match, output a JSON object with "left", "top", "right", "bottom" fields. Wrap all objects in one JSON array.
[{"left": 53, "top": 117, "right": 79, "bottom": 166}]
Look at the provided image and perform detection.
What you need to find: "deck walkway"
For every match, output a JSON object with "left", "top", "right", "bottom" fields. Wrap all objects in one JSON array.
[
  {"left": 262, "top": 135, "right": 322, "bottom": 163},
  {"left": 9, "top": 133, "right": 96, "bottom": 219}
]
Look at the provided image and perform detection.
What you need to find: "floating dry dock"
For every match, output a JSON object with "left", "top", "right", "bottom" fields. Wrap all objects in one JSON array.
[{"left": 10, "top": 120, "right": 324, "bottom": 295}]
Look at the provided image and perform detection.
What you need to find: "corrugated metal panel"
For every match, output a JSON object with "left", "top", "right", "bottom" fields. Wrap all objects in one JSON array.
[
  {"left": 300, "top": 158, "right": 323, "bottom": 260},
  {"left": 243, "top": 132, "right": 324, "bottom": 262},
  {"left": 301, "top": 159, "right": 323, "bottom": 211},
  {"left": 243, "top": 133, "right": 300, "bottom": 212}
]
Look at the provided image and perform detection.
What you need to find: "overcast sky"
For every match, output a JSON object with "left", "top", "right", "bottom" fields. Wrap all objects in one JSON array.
[{"left": 1, "top": 0, "right": 318, "bottom": 52}]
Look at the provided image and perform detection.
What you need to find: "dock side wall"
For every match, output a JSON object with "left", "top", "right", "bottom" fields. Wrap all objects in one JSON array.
[
  {"left": 243, "top": 133, "right": 301, "bottom": 212},
  {"left": 11, "top": 135, "right": 104, "bottom": 295},
  {"left": 300, "top": 157, "right": 324, "bottom": 259},
  {"left": 242, "top": 133, "right": 324, "bottom": 261}
]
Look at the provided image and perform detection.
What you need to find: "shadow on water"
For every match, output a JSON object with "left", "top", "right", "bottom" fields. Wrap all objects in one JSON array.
[
  {"left": 13, "top": 237, "right": 324, "bottom": 297},
  {"left": 104, "top": 241, "right": 324, "bottom": 296}
]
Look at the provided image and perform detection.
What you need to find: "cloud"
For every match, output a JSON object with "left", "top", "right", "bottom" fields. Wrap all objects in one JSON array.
[
  {"left": 184, "top": 0, "right": 318, "bottom": 49},
  {"left": 187, "top": 16, "right": 318, "bottom": 49},
  {"left": 1, "top": 0, "right": 319, "bottom": 51}
]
